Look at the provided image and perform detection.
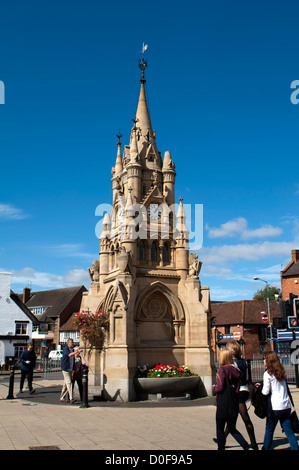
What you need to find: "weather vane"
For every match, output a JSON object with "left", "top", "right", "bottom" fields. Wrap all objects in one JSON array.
[
  {"left": 116, "top": 130, "right": 123, "bottom": 144},
  {"left": 138, "top": 43, "right": 148, "bottom": 82}
]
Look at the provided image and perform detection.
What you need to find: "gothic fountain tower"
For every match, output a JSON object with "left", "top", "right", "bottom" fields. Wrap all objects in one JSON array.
[{"left": 80, "top": 48, "right": 214, "bottom": 401}]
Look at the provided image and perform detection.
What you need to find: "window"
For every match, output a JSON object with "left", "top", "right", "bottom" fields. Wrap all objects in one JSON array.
[
  {"left": 15, "top": 322, "right": 28, "bottom": 335},
  {"left": 151, "top": 242, "right": 157, "bottom": 262},
  {"left": 15, "top": 345, "right": 27, "bottom": 358},
  {"left": 29, "top": 306, "right": 49, "bottom": 315},
  {"left": 139, "top": 240, "right": 146, "bottom": 261},
  {"left": 224, "top": 325, "right": 230, "bottom": 335},
  {"left": 60, "top": 331, "right": 80, "bottom": 344},
  {"left": 142, "top": 184, "right": 146, "bottom": 196},
  {"left": 162, "top": 242, "right": 169, "bottom": 263}
]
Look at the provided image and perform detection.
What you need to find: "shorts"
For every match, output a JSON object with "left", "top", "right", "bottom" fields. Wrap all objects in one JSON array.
[{"left": 239, "top": 390, "right": 249, "bottom": 404}]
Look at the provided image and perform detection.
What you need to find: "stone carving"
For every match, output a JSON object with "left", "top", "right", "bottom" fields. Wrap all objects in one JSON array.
[
  {"left": 188, "top": 253, "right": 202, "bottom": 278},
  {"left": 116, "top": 246, "right": 129, "bottom": 273},
  {"left": 88, "top": 260, "right": 100, "bottom": 282}
]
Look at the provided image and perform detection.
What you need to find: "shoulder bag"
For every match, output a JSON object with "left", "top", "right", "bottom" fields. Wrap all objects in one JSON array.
[{"left": 216, "top": 367, "right": 239, "bottom": 420}]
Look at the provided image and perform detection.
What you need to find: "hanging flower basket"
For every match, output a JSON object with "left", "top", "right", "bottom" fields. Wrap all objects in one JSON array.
[{"left": 73, "top": 309, "right": 109, "bottom": 354}]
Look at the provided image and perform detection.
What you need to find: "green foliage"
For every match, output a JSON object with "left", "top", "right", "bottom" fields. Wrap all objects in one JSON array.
[{"left": 253, "top": 286, "right": 282, "bottom": 301}]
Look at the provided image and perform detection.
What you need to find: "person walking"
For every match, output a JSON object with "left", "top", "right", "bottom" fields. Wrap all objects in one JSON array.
[
  {"left": 225, "top": 341, "right": 258, "bottom": 450},
  {"left": 19, "top": 342, "right": 36, "bottom": 394},
  {"left": 60, "top": 339, "right": 82, "bottom": 404},
  {"left": 261, "top": 350, "right": 298, "bottom": 450},
  {"left": 213, "top": 348, "right": 250, "bottom": 450},
  {"left": 71, "top": 346, "right": 83, "bottom": 401}
]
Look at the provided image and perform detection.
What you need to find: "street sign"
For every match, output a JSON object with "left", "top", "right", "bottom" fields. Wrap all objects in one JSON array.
[
  {"left": 288, "top": 316, "right": 298, "bottom": 328},
  {"left": 262, "top": 313, "right": 268, "bottom": 323},
  {"left": 277, "top": 328, "right": 299, "bottom": 341},
  {"left": 233, "top": 332, "right": 241, "bottom": 340}
]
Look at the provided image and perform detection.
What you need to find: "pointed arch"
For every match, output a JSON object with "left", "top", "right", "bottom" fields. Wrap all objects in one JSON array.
[
  {"left": 135, "top": 281, "right": 185, "bottom": 323},
  {"left": 101, "top": 281, "right": 128, "bottom": 312}
]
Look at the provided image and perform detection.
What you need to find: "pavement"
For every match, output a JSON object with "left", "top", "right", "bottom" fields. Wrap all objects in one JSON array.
[{"left": 1, "top": 375, "right": 299, "bottom": 453}]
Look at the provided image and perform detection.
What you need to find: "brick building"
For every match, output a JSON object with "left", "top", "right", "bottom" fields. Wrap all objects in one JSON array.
[
  {"left": 281, "top": 249, "right": 299, "bottom": 300},
  {"left": 19, "top": 285, "right": 87, "bottom": 356},
  {"left": 211, "top": 300, "right": 281, "bottom": 360}
]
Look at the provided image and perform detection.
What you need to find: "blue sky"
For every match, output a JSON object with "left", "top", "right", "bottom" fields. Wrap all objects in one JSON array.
[{"left": 0, "top": 0, "right": 298, "bottom": 300}]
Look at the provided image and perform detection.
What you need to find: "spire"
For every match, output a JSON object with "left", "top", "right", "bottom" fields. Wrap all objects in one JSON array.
[
  {"left": 175, "top": 197, "right": 189, "bottom": 241},
  {"left": 163, "top": 151, "right": 175, "bottom": 170},
  {"left": 114, "top": 131, "right": 123, "bottom": 174},
  {"left": 129, "top": 117, "right": 139, "bottom": 162},
  {"left": 127, "top": 45, "right": 162, "bottom": 170},
  {"left": 134, "top": 44, "right": 153, "bottom": 142},
  {"left": 100, "top": 212, "right": 111, "bottom": 240},
  {"left": 135, "top": 80, "right": 153, "bottom": 138}
]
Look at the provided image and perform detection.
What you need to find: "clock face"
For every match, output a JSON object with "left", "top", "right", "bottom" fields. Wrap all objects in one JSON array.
[{"left": 148, "top": 204, "right": 162, "bottom": 220}]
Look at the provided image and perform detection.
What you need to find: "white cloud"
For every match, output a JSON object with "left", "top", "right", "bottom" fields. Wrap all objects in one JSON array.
[
  {"left": 38, "top": 243, "right": 96, "bottom": 259},
  {"left": 206, "top": 217, "right": 247, "bottom": 239},
  {"left": 0, "top": 203, "right": 28, "bottom": 220},
  {"left": 210, "top": 286, "right": 253, "bottom": 301},
  {"left": 198, "top": 240, "right": 295, "bottom": 265},
  {"left": 63, "top": 268, "right": 90, "bottom": 285},
  {"left": 241, "top": 225, "right": 283, "bottom": 240},
  {"left": 206, "top": 217, "right": 282, "bottom": 241},
  {"left": 10, "top": 267, "right": 90, "bottom": 290}
]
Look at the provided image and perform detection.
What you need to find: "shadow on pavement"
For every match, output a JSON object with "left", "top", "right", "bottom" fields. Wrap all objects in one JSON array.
[{"left": 14, "top": 383, "right": 216, "bottom": 408}]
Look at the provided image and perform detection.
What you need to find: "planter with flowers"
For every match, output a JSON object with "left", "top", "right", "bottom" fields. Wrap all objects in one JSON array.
[
  {"left": 134, "top": 364, "right": 200, "bottom": 400},
  {"left": 73, "top": 309, "right": 109, "bottom": 356}
]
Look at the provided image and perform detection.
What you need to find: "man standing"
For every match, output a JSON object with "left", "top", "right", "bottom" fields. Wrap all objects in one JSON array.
[
  {"left": 19, "top": 343, "right": 36, "bottom": 394},
  {"left": 60, "top": 338, "right": 82, "bottom": 404}
]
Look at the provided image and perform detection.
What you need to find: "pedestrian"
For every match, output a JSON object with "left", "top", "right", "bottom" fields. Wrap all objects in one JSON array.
[
  {"left": 225, "top": 341, "right": 258, "bottom": 450},
  {"left": 19, "top": 342, "right": 36, "bottom": 394},
  {"left": 72, "top": 346, "right": 83, "bottom": 401},
  {"left": 60, "top": 338, "right": 82, "bottom": 404},
  {"left": 260, "top": 350, "right": 298, "bottom": 450},
  {"left": 213, "top": 348, "right": 250, "bottom": 450}
]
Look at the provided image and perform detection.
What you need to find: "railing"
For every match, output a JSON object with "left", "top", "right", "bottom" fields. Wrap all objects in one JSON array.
[
  {"left": 249, "top": 357, "right": 298, "bottom": 384},
  {"left": 35, "top": 359, "right": 63, "bottom": 380},
  {"left": 214, "top": 355, "right": 299, "bottom": 385}
]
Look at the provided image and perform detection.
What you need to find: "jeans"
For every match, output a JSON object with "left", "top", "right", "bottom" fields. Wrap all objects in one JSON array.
[
  {"left": 263, "top": 408, "right": 299, "bottom": 450},
  {"left": 216, "top": 415, "right": 249, "bottom": 450}
]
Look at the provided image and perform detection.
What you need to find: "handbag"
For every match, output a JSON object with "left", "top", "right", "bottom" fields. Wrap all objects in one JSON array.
[
  {"left": 251, "top": 384, "right": 269, "bottom": 419},
  {"left": 216, "top": 367, "right": 239, "bottom": 420},
  {"left": 291, "top": 410, "right": 299, "bottom": 433},
  {"left": 287, "top": 384, "right": 299, "bottom": 433}
]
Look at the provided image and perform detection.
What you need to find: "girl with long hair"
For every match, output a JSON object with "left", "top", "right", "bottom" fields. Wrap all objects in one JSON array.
[
  {"left": 224, "top": 341, "right": 258, "bottom": 450},
  {"left": 213, "top": 348, "right": 250, "bottom": 450},
  {"left": 262, "top": 351, "right": 298, "bottom": 450}
]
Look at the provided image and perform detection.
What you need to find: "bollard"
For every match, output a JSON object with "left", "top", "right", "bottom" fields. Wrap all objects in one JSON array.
[
  {"left": 80, "top": 365, "right": 90, "bottom": 408},
  {"left": 6, "top": 360, "right": 15, "bottom": 399}
]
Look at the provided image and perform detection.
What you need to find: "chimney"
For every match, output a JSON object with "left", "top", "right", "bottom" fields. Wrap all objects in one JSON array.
[
  {"left": 23, "top": 287, "right": 31, "bottom": 304},
  {"left": 292, "top": 250, "right": 299, "bottom": 263}
]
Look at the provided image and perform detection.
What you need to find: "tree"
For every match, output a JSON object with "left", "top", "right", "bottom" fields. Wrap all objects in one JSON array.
[{"left": 253, "top": 286, "right": 282, "bottom": 301}]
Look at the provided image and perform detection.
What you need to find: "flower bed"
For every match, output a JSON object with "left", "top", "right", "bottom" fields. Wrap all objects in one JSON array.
[
  {"left": 134, "top": 364, "right": 200, "bottom": 400},
  {"left": 136, "top": 363, "right": 197, "bottom": 378}
]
